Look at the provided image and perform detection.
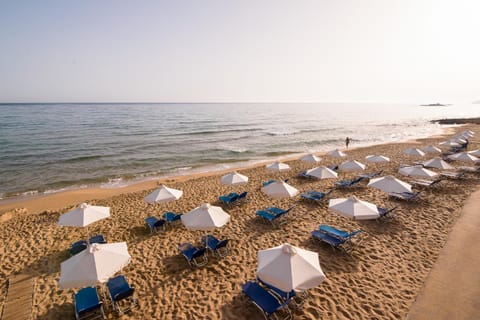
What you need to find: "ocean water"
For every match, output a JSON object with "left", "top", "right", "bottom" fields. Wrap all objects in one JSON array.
[{"left": 0, "top": 102, "right": 478, "bottom": 199}]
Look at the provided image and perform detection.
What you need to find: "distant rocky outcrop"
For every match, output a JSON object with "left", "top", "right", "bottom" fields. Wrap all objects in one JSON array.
[
  {"left": 420, "top": 103, "right": 448, "bottom": 107},
  {"left": 432, "top": 118, "right": 480, "bottom": 125}
]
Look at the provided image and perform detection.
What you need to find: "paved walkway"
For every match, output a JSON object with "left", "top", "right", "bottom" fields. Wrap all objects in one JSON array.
[
  {"left": 1, "top": 274, "right": 33, "bottom": 320},
  {"left": 407, "top": 189, "right": 480, "bottom": 320}
]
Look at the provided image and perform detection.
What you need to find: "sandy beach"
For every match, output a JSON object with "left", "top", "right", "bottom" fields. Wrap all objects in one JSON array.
[{"left": 1, "top": 124, "right": 479, "bottom": 320}]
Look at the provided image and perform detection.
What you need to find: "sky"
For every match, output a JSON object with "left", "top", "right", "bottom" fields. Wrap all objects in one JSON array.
[{"left": 0, "top": 0, "right": 479, "bottom": 103}]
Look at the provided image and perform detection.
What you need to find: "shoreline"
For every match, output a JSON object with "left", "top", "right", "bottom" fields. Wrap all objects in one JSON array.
[{"left": 0, "top": 125, "right": 458, "bottom": 216}]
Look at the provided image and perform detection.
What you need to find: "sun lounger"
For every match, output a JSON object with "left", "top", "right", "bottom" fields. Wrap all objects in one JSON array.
[
  {"left": 257, "top": 278, "right": 307, "bottom": 309},
  {"left": 89, "top": 234, "right": 106, "bottom": 244},
  {"left": 327, "top": 165, "right": 339, "bottom": 171},
  {"left": 178, "top": 242, "right": 208, "bottom": 267},
  {"left": 440, "top": 171, "right": 465, "bottom": 179},
  {"left": 201, "top": 235, "right": 230, "bottom": 257},
  {"left": 300, "top": 190, "right": 333, "bottom": 204},
  {"left": 377, "top": 206, "right": 398, "bottom": 219},
  {"left": 334, "top": 176, "right": 364, "bottom": 188},
  {"left": 357, "top": 170, "right": 383, "bottom": 179},
  {"left": 70, "top": 240, "right": 88, "bottom": 256},
  {"left": 236, "top": 191, "right": 248, "bottom": 203},
  {"left": 388, "top": 191, "right": 421, "bottom": 201},
  {"left": 219, "top": 192, "right": 239, "bottom": 205},
  {"left": 266, "top": 206, "right": 295, "bottom": 215},
  {"left": 297, "top": 171, "right": 315, "bottom": 179},
  {"left": 262, "top": 179, "right": 289, "bottom": 187},
  {"left": 163, "top": 211, "right": 183, "bottom": 223},
  {"left": 241, "top": 281, "right": 292, "bottom": 320},
  {"left": 311, "top": 230, "right": 353, "bottom": 251},
  {"left": 412, "top": 178, "right": 442, "bottom": 187},
  {"left": 318, "top": 224, "right": 364, "bottom": 240},
  {"left": 256, "top": 206, "right": 294, "bottom": 226},
  {"left": 74, "top": 286, "right": 105, "bottom": 320},
  {"left": 106, "top": 275, "right": 137, "bottom": 315},
  {"left": 145, "top": 216, "right": 166, "bottom": 233}
]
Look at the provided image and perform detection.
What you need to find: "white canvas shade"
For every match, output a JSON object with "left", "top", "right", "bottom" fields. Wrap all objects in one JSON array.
[
  {"left": 422, "top": 157, "right": 454, "bottom": 170},
  {"left": 403, "top": 148, "right": 425, "bottom": 157},
  {"left": 59, "top": 242, "right": 131, "bottom": 289},
  {"left": 58, "top": 203, "right": 110, "bottom": 227},
  {"left": 266, "top": 162, "right": 290, "bottom": 171},
  {"left": 422, "top": 145, "right": 442, "bottom": 154},
  {"left": 365, "top": 155, "right": 390, "bottom": 163},
  {"left": 300, "top": 154, "right": 322, "bottom": 163},
  {"left": 220, "top": 172, "right": 249, "bottom": 185},
  {"left": 339, "top": 160, "right": 366, "bottom": 171},
  {"left": 181, "top": 203, "right": 230, "bottom": 231},
  {"left": 305, "top": 166, "right": 338, "bottom": 179},
  {"left": 327, "top": 149, "right": 347, "bottom": 158},
  {"left": 328, "top": 196, "right": 381, "bottom": 220},
  {"left": 144, "top": 185, "right": 183, "bottom": 204},
  {"left": 261, "top": 181, "right": 299, "bottom": 199},
  {"left": 469, "top": 150, "right": 480, "bottom": 157},
  {"left": 448, "top": 152, "right": 479, "bottom": 162},
  {"left": 439, "top": 141, "right": 460, "bottom": 147},
  {"left": 367, "top": 175, "right": 412, "bottom": 193},
  {"left": 257, "top": 243, "right": 326, "bottom": 292},
  {"left": 398, "top": 165, "right": 439, "bottom": 178}
]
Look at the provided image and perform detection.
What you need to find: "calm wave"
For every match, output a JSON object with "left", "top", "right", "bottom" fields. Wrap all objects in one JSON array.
[{"left": 0, "top": 103, "right": 478, "bottom": 198}]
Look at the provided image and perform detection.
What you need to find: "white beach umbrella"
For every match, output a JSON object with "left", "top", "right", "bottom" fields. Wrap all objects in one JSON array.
[
  {"left": 339, "top": 160, "right": 366, "bottom": 172},
  {"left": 300, "top": 153, "right": 322, "bottom": 163},
  {"left": 403, "top": 148, "right": 425, "bottom": 157},
  {"left": 468, "top": 149, "right": 480, "bottom": 157},
  {"left": 365, "top": 155, "right": 390, "bottom": 163},
  {"left": 448, "top": 152, "right": 479, "bottom": 162},
  {"left": 266, "top": 161, "right": 290, "bottom": 172},
  {"left": 305, "top": 166, "right": 338, "bottom": 179},
  {"left": 367, "top": 175, "right": 412, "bottom": 193},
  {"left": 422, "top": 145, "right": 442, "bottom": 154},
  {"left": 257, "top": 243, "right": 326, "bottom": 293},
  {"left": 220, "top": 172, "right": 249, "bottom": 185},
  {"left": 327, "top": 149, "right": 347, "bottom": 158},
  {"left": 398, "top": 165, "right": 439, "bottom": 179},
  {"left": 181, "top": 203, "right": 230, "bottom": 231},
  {"left": 144, "top": 185, "right": 183, "bottom": 204},
  {"left": 451, "top": 137, "right": 467, "bottom": 144},
  {"left": 422, "top": 157, "right": 454, "bottom": 170},
  {"left": 58, "top": 203, "right": 110, "bottom": 227},
  {"left": 328, "top": 196, "right": 380, "bottom": 220},
  {"left": 261, "top": 181, "right": 299, "bottom": 199},
  {"left": 59, "top": 242, "right": 131, "bottom": 289}
]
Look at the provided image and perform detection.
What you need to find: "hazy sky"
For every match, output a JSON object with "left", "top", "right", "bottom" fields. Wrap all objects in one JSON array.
[{"left": 0, "top": 0, "right": 479, "bottom": 103}]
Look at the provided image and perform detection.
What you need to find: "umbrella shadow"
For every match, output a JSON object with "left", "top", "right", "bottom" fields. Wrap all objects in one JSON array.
[
  {"left": 357, "top": 217, "right": 405, "bottom": 236},
  {"left": 161, "top": 254, "right": 198, "bottom": 275},
  {"left": 18, "top": 249, "right": 66, "bottom": 277},
  {"left": 36, "top": 302, "right": 74, "bottom": 320},
  {"left": 220, "top": 292, "right": 256, "bottom": 320},
  {"left": 299, "top": 238, "right": 360, "bottom": 274}
]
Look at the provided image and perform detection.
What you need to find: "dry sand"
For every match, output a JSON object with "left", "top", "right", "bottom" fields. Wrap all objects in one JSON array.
[{"left": 0, "top": 125, "right": 479, "bottom": 319}]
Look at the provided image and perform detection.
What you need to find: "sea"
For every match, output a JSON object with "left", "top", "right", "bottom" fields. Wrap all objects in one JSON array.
[{"left": 0, "top": 102, "right": 478, "bottom": 199}]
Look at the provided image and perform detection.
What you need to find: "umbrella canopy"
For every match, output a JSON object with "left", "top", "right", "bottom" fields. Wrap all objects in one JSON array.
[
  {"left": 220, "top": 172, "right": 249, "bottom": 185},
  {"left": 403, "top": 148, "right": 425, "bottom": 157},
  {"left": 422, "top": 145, "right": 442, "bottom": 154},
  {"left": 328, "top": 196, "right": 380, "bottom": 220},
  {"left": 469, "top": 150, "right": 480, "bottom": 157},
  {"left": 59, "top": 242, "right": 131, "bottom": 289},
  {"left": 257, "top": 243, "right": 326, "bottom": 292},
  {"left": 261, "top": 181, "right": 299, "bottom": 199},
  {"left": 448, "top": 152, "right": 479, "bottom": 162},
  {"left": 266, "top": 161, "right": 290, "bottom": 172},
  {"left": 422, "top": 157, "right": 454, "bottom": 170},
  {"left": 339, "top": 160, "right": 366, "bottom": 172},
  {"left": 58, "top": 203, "right": 110, "bottom": 227},
  {"left": 327, "top": 149, "right": 347, "bottom": 158},
  {"left": 365, "top": 155, "right": 390, "bottom": 163},
  {"left": 305, "top": 166, "right": 338, "bottom": 179},
  {"left": 181, "top": 203, "right": 230, "bottom": 231},
  {"left": 367, "top": 175, "right": 412, "bottom": 193},
  {"left": 399, "top": 165, "right": 439, "bottom": 178},
  {"left": 439, "top": 140, "right": 460, "bottom": 147},
  {"left": 144, "top": 185, "right": 183, "bottom": 204},
  {"left": 300, "top": 154, "right": 322, "bottom": 163}
]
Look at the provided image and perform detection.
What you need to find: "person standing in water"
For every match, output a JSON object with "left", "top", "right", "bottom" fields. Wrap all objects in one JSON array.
[{"left": 345, "top": 137, "right": 351, "bottom": 149}]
